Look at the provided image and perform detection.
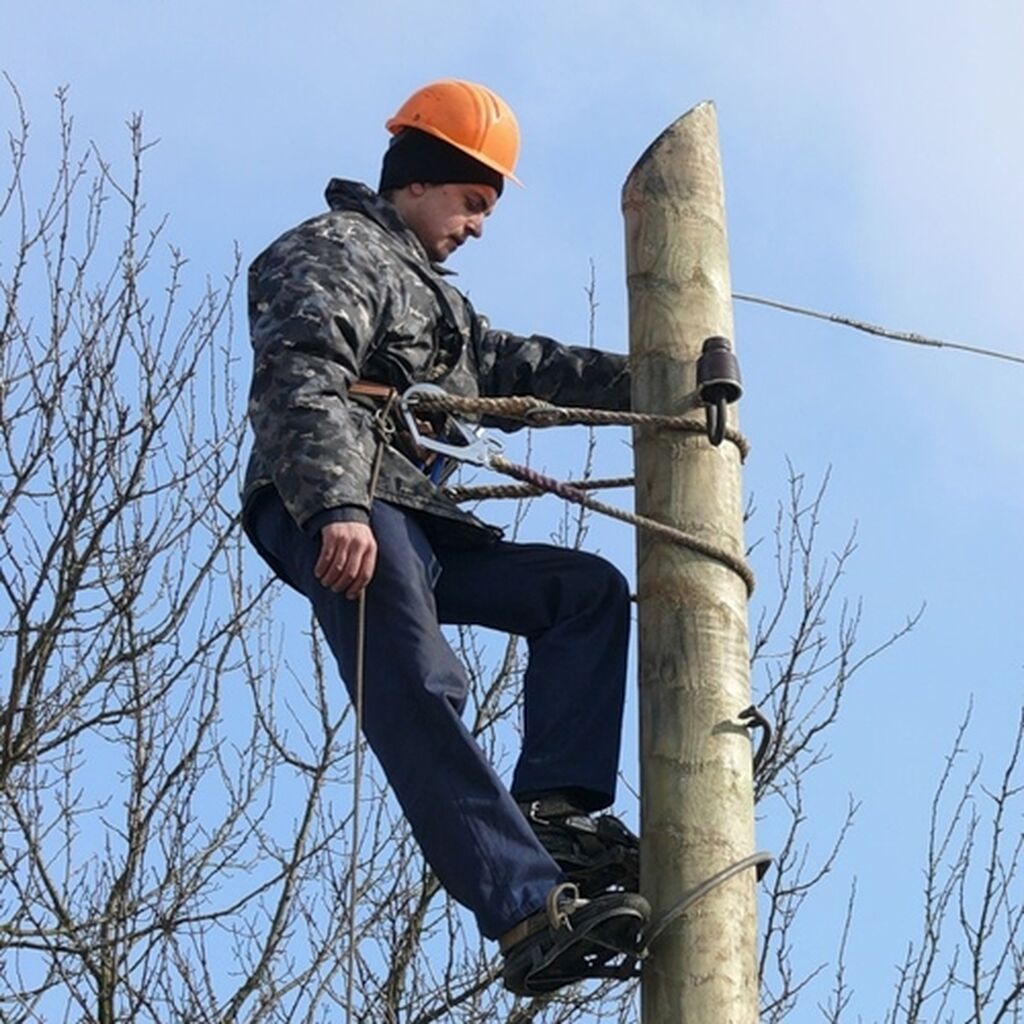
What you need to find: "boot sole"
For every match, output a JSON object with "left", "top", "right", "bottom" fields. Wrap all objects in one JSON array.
[{"left": 502, "top": 893, "right": 649, "bottom": 996}]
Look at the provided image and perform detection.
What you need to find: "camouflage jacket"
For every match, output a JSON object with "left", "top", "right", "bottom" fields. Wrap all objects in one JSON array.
[{"left": 242, "top": 179, "right": 630, "bottom": 551}]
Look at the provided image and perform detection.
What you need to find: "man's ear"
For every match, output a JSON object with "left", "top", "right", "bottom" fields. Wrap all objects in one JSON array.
[{"left": 407, "top": 182, "right": 428, "bottom": 198}]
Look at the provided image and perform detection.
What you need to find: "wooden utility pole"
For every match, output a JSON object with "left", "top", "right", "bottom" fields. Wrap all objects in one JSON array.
[{"left": 623, "top": 103, "right": 758, "bottom": 1023}]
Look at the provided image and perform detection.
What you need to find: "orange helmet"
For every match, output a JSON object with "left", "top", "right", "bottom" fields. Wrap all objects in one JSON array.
[{"left": 386, "top": 79, "right": 522, "bottom": 185}]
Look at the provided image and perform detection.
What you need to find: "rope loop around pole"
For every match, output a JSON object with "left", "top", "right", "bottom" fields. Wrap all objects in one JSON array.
[
  {"left": 400, "top": 388, "right": 757, "bottom": 593},
  {"left": 488, "top": 455, "right": 756, "bottom": 596},
  {"left": 404, "top": 391, "right": 752, "bottom": 461}
]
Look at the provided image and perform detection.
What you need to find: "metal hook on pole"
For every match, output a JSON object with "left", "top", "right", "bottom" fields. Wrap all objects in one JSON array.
[{"left": 738, "top": 704, "right": 772, "bottom": 780}]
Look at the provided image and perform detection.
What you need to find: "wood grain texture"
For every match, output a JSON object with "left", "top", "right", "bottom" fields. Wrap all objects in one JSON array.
[{"left": 623, "top": 101, "right": 759, "bottom": 1024}]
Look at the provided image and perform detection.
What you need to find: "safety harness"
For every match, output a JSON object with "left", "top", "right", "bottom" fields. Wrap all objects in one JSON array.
[{"left": 349, "top": 379, "right": 499, "bottom": 486}]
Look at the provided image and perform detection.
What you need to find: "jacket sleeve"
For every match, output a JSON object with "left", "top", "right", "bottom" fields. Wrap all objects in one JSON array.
[
  {"left": 247, "top": 222, "right": 384, "bottom": 528},
  {"left": 472, "top": 318, "right": 631, "bottom": 413}
]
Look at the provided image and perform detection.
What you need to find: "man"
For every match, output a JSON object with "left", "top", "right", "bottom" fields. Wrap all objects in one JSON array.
[{"left": 242, "top": 79, "right": 648, "bottom": 995}]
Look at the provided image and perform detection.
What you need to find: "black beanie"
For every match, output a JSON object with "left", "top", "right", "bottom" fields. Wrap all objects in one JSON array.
[{"left": 378, "top": 128, "right": 504, "bottom": 197}]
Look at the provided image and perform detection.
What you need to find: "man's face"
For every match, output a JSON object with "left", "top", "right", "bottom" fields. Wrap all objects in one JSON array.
[{"left": 393, "top": 182, "right": 499, "bottom": 263}]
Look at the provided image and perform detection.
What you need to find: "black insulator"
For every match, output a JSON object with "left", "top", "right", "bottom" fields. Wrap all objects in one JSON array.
[
  {"left": 696, "top": 336, "right": 743, "bottom": 446},
  {"left": 696, "top": 335, "right": 743, "bottom": 405}
]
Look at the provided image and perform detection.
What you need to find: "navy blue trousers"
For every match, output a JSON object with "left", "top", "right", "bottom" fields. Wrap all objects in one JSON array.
[{"left": 249, "top": 491, "right": 630, "bottom": 938}]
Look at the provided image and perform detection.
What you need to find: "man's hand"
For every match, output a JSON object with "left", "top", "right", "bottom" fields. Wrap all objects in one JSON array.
[{"left": 315, "top": 521, "right": 377, "bottom": 598}]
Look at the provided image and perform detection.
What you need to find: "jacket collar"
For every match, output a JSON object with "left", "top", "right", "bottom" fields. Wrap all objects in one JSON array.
[{"left": 323, "top": 178, "right": 456, "bottom": 275}]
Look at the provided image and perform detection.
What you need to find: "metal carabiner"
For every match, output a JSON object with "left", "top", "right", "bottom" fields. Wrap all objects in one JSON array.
[{"left": 399, "top": 383, "right": 503, "bottom": 468}]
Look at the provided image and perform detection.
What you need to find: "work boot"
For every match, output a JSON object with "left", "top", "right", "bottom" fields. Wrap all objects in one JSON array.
[
  {"left": 500, "top": 882, "right": 648, "bottom": 995},
  {"left": 518, "top": 796, "right": 639, "bottom": 897}
]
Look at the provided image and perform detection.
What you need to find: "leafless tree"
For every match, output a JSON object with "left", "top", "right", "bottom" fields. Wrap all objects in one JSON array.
[
  {"left": 0, "top": 78, "right": 277, "bottom": 1023},
  {"left": 0, "top": 84, "right": 636, "bottom": 1021},
  {"left": 749, "top": 463, "right": 923, "bottom": 1021},
  {"left": 748, "top": 470, "right": 1023, "bottom": 1024},
  {"left": 881, "top": 703, "right": 1024, "bottom": 1024},
  {"left": 2, "top": 81, "right": 1018, "bottom": 1024}
]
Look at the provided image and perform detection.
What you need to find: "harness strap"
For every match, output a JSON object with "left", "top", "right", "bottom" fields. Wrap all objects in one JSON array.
[{"left": 349, "top": 379, "right": 398, "bottom": 401}]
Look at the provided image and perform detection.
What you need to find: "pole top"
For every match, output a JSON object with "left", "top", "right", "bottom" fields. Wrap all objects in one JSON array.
[{"left": 622, "top": 100, "right": 719, "bottom": 207}]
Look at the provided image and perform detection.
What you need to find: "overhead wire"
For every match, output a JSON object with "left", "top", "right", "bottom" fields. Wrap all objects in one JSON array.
[{"left": 733, "top": 292, "right": 1024, "bottom": 368}]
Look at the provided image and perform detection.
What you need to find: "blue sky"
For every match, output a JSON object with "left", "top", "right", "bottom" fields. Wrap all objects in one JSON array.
[{"left": 5, "top": 2, "right": 1022, "bottom": 1016}]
